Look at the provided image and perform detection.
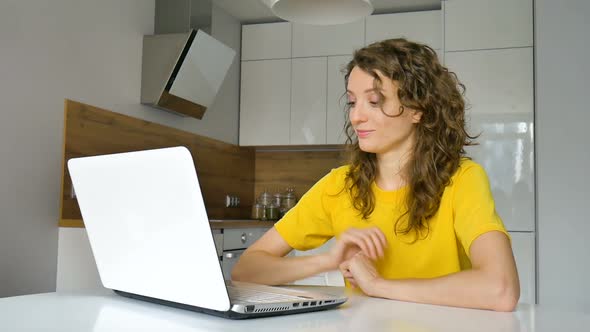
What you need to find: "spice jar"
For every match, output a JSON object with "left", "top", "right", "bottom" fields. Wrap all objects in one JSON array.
[
  {"left": 266, "top": 202, "right": 280, "bottom": 221},
  {"left": 273, "top": 191, "right": 283, "bottom": 208},
  {"left": 282, "top": 187, "right": 297, "bottom": 211},
  {"left": 260, "top": 205, "right": 268, "bottom": 221},
  {"left": 251, "top": 203, "right": 263, "bottom": 220},
  {"left": 258, "top": 189, "right": 272, "bottom": 207}
]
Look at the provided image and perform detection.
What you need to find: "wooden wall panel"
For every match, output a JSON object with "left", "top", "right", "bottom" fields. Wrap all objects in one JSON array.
[
  {"left": 254, "top": 149, "right": 347, "bottom": 202},
  {"left": 59, "top": 99, "right": 255, "bottom": 227}
]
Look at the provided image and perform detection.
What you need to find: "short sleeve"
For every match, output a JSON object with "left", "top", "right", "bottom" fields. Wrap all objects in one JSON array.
[
  {"left": 452, "top": 162, "right": 510, "bottom": 258},
  {"left": 274, "top": 170, "right": 337, "bottom": 251}
]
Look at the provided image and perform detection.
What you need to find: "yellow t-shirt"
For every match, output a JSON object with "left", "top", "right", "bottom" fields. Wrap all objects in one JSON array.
[{"left": 274, "top": 159, "right": 508, "bottom": 280}]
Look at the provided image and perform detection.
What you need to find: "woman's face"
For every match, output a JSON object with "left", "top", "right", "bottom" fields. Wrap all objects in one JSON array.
[{"left": 346, "top": 66, "right": 421, "bottom": 155}]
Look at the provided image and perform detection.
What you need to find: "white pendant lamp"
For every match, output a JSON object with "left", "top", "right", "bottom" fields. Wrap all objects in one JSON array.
[{"left": 261, "top": 0, "right": 373, "bottom": 26}]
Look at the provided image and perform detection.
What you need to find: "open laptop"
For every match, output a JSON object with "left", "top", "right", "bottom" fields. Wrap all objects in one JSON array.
[{"left": 67, "top": 146, "right": 347, "bottom": 319}]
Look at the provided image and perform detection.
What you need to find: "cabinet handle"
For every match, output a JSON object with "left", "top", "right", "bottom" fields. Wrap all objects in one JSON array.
[
  {"left": 241, "top": 233, "right": 247, "bottom": 243},
  {"left": 225, "top": 252, "right": 236, "bottom": 259}
]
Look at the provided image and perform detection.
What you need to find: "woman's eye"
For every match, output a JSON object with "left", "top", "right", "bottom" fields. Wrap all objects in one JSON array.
[
  {"left": 369, "top": 101, "right": 380, "bottom": 107},
  {"left": 346, "top": 101, "right": 356, "bottom": 107}
]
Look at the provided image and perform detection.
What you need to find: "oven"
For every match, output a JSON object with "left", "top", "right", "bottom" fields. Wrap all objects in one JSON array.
[{"left": 215, "top": 227, "right": 269, "bottom": 280}]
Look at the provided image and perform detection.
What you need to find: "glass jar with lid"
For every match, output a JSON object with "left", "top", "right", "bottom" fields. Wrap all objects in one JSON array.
[
  {"left": 251, "top": 203, "right": 264, "bottom": 220},
  {"left": 258, "top": 189, "right": 272, "bottom": 207},
  {"left": 282, "top": 187, "right": 297, "bottom": 212},
  {"left": 266, "top": 202, "right": 280, "bottom": 221}
]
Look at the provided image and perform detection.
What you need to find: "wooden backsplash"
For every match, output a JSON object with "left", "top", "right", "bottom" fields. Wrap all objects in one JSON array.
[
  {"left": 254, "top": 149, "right": 348, "bottom": 202},
  {"left": 59, "top": 99, "right": 255, "bottom": 227}
]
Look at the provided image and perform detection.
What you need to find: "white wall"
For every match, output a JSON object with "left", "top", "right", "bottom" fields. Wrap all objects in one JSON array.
[
  {"left": 0, "top": 0, "right": 149, "bottom": 297},
  {"left": 536, "top": 0, "right": 590, "bottom": 309},
  {"left": 0, "top": 0, "right": 240, "bottom": 297}
]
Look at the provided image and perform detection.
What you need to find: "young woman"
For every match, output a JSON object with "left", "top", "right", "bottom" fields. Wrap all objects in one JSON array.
[{"left": 232, "top": 38, "right": 520, "bottom": 312}]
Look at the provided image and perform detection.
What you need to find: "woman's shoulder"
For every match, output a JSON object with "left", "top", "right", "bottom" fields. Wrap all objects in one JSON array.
[
  {"left": 322, "top": 165, "right": 350, "bottom": 184},
  {"left": 451, "top": 158, "right": 489, "bottom": 186},
  {"left": 318, "top": 165, "right": 351, "bottom": 194},
  {"left": 330, "top": 164, "right": 351, "bottom": 176}
]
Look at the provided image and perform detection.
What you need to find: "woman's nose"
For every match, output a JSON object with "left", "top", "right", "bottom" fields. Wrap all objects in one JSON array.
[{"left": 349, "top": 104, "right": 367, "bottom": 125}]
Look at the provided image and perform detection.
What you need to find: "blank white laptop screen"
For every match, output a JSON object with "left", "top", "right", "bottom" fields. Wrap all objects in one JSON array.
[
  {"left": 68, "top": 146, "right": 347, "bottom": 319},
  {"left": 68, "top": 146, "right": 230, "bottom": 311}
]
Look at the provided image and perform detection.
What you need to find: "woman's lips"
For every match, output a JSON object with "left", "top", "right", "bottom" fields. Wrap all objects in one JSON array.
[{"left": 356, "top": 130, "right": 373, "bottom": 138}]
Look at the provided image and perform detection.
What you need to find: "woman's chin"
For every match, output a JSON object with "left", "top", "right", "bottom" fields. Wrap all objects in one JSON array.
[{"left": 358, "top": 142, "right": 378, "bottom": 154}]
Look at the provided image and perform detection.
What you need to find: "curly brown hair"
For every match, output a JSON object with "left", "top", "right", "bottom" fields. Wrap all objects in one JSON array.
[{"left": 343, "top": 38, "right": 477, "bottom": 237}]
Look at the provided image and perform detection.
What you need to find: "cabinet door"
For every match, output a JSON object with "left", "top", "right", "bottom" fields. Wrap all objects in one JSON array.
[
  {"left": 239, "top": 59, "right": 291, "bottom": 146},
  {"left": 290, "top": 57, "right": 327, "bottom": 144},
  {"left": 326, "top": 55, "right": 352, "bottom": 144},
  {"left": 466, "top": 112, "right": 535, "bottom": 233},
  {"left": 292, "top": 21, "right": 364, "bottom": 57},
  {"left": 222, "top": 250, "right": 243, "bottom": 280},
  {"left": 509, "top": 232, "right": 536, "bottom": 304},
  {"left": 446, "top": 48, "right": 534, "bottom": 232},
  {"left": 366, "top": 11, "right": 442, "bottom": 50},
  {"left": 241, "top": 22, "right": 291, "bottom": 60},
  {"left": 444, "top": 48, "right": 533, "bottom": 116},
  {"left": 444, "top": 0, "right": 533, "bottom": 51}
]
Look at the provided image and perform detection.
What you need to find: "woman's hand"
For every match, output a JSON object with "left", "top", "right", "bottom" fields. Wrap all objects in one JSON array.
[
  {"left": 325, "top": 227, "right": 388, "bottom": 270},
  {"left": 339, "top": 252, "right": 382, "bottom": 296}
]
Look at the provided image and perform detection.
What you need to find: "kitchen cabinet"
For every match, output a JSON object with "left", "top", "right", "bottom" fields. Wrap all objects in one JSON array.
[
  {"left": 466, "top": 112, "right": 535, "bottom": 233},
  {"left": 240, "top": 55, "right": 353, "bottom": 146},
  {"left": 365, "top": 11, "right": 441, "bottom": 50},
  {"left": 290, "top": 57, "right": 328, "bottom": 144},
  {"left": 326, "top": 55, "right": 352, "bottom": 144},
  {"left": 444, "top": 48, "right": 533, "bottom": 115},
  {"left": 239, "top": 59, "right": 291, "bottom": 146},
  {"left": 445, "top": 48, "right": 534, "bottom": 232},
  {"left": 510, "top": 231, "right": 536, "bottom": 304},
  {"left": 241, "top": 55, "right": 353, "bottom": 146},
  {"left": 220, "top": 227, "right": 271, "bottom": 280},
  {"left": 444, "top": 0, "right": 533, "bottom": 51},
  {"left": 292, "top": 20, "right": 364, "bottom": 57},
  {"left": 241, "top": 22, "right": 291, "bottom": 60}
]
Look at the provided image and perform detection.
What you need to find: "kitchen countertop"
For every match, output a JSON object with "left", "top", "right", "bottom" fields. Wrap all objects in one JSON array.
[
  {"left": 209, "top": 220, "right": 276, "bottom": 229},
  {"left": 1, "top": 289, "right": 589, "bottom": 331}
]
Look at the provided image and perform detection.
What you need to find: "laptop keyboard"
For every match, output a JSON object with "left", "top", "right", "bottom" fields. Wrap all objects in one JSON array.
[{"left": 227, "top": 286, "right": 304, "bottom": 303}]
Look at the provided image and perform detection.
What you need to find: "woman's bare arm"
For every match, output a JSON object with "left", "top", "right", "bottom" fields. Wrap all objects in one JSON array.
[
  {"left": 231, "top": 227, "right": 334, "bottom": 285},
  {"left": 232, "top": 226, "right": 387, "bottom": 285},
  {"left": 342, "top": 231, "right": 520, "bottom": 311}
]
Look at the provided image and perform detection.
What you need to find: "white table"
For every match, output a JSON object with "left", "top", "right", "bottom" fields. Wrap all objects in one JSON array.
[{"left": 1, "top": 288, "right": 589, "bottom": 331}]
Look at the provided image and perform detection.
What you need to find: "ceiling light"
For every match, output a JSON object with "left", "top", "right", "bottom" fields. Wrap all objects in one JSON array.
[{"left": 261, "top": 0, "right": 373, "bottom": 26}]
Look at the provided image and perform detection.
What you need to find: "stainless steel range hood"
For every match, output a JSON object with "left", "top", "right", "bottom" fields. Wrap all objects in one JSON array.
[{"left": 140, "top": 28, "right": 236, "bottom": 119}]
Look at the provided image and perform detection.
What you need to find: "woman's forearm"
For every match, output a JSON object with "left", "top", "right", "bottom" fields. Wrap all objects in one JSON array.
[
  {"left": 368, "top": 269, "right": 520, "bottom": 312},
  {"left": 231, "top": 250, "right": 334, "bottom": 285}
]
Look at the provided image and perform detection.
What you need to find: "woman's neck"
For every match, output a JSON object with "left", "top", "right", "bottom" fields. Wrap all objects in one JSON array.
[{"left": 375, "top": 147, "right": 413, "bottom": 191}]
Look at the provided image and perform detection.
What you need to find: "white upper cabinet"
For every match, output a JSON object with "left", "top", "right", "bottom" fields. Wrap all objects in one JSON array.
[
  {"left": 444, "top": 48, "right": 533, "bottom": 115},
  {"left": 290, "top": 57, "right": 327, "bottom": 145},
  {"left": 239, "top": 59, "right": 291, "bottom": 146},
  {"left": 509, "top": 232, "right": 536, "bottom": 304},
  {"left": 366, "top": 11, "right": 442, "bottom": 50},
  {"left": 241, "top": 22, "right": 291, "bottom": 60},
  {"left": 445, "top": 0, "right": 533, "bottom": 51},
  {"left": 292, "top": 20, "right": 365, "bottom": 57},
  {"left": 326, "top": 56, "right": 352, "bottom": 144}
]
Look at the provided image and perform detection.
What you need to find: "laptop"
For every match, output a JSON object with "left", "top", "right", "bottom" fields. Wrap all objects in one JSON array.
[{"left": 67, "top": 146, "right": 347, "bottom": 319}]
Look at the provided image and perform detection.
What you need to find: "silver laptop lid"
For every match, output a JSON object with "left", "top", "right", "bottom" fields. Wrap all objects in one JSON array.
[{"left": 68, "top": 146, "right": 230, "bottom": 312}]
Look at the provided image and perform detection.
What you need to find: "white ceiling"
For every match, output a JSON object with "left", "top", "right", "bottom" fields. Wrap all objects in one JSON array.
[{"left": 212, "top": 0, "right": 441, "bottom": 24}]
